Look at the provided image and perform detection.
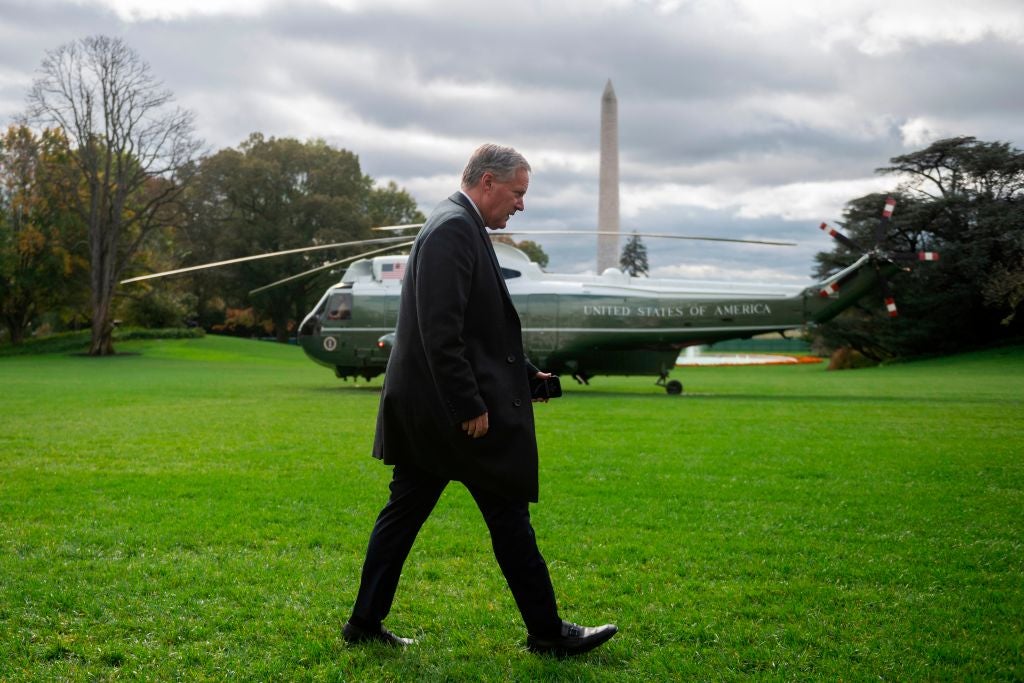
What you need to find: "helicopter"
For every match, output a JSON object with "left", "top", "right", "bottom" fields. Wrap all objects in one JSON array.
[
  {"left": 291, "top": 198, "right": 937, "bottom": 393},
  {"left": 123, "top": 197, "right": 936, "bottom": 393}
]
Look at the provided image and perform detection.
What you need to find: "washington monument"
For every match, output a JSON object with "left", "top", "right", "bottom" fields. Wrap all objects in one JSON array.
[{"left": 597, "top": 79, "right": 620, "bottom": 272}]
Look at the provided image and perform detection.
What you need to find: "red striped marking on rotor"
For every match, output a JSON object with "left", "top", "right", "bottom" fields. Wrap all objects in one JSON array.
[
  {"left": 819, "top": 223, "right": 842, "bottom": 239},
  {"left": 885, "top": 297, "right": 898, "bottom": 317},
  {"left": 882, "top": 197, "right": 896, "bottom": 218},
  {"left": 919, "top": 252, "right": 939, "bottom": 261},
  {"left": 820, "top": 282, "right": 839, "bottom": 297}
]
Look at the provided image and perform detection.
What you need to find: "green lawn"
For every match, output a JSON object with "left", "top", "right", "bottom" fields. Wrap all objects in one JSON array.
[{"left": 1, "top": 337, "right": 1021, "bottom": 681}]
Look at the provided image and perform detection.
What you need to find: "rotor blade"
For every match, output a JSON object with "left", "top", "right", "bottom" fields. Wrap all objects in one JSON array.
[
  {"left": 120, "top": 236, "right": 415, "bottom": 284},
  {"left": 370, "top": 223, "right": 425, "bottom": 232},
  {"left": 376, "top": 223, "right": 798, "bottom": 246},
  {"left": 877, "top": 268, "right": 899, "bottom": 317},
  {"left": 819, "top": 222, "right": 864, "bottom": 252},
  {"left": 377, "top": 224, "right": 796, "bottom": 247},
  {"left": 248, "top": 241, "right": 415, "bottom": 295},
  {"left": 497, "top": 230, "right": 796, "bottom": 247},
  {"left": 875, "top": 196, "right": 896, "bottom": 245}
]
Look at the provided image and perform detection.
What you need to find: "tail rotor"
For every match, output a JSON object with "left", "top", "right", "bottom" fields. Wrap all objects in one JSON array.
[{"left": 818, "top": 197, "right": 939, "bottom": 317}]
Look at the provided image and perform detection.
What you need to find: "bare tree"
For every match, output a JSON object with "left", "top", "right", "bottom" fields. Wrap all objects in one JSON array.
[{"left": 26, "top": 35, "right": 201, "bottom": 354}]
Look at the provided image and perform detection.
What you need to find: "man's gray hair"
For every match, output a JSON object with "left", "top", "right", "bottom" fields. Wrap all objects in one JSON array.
[{"left": 461, "top": 143, "right": 531, "bottom": 189}]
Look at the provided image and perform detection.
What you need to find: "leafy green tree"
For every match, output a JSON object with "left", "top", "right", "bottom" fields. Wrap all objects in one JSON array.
[
  {"left": 26, "top": 35, "right": 200, "bottom": 355},
  {"left": 814, "top": 137, "right": 1024, "bottom": 358},
  {"left": 619, "top": 232, "right": 649, "bottom": 276},
  {"left": 366, "top": 180, "right": 424, "bottom": 227},
  {"left": 176, "top": 134, "right": 425, "bottom": 341},
  {"left": 514, "top": 239, "right": 549, "bottom": 268},
  {"left": 492, "top": 235, "right": 549, "bottom": 268},
  {"left": 0, "top": 126, "right": 88, "bottom": 344},
  {"left": 882, "top": 137, "right": 1024, "bottom": 340}
]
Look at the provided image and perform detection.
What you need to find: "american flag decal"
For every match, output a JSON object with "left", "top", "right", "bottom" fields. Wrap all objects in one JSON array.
[{"left": 381, "top": 262, "right": 405, "bottom": 280}]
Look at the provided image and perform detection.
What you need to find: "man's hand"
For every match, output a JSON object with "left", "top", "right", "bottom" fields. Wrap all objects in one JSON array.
[
  {"left": 461, "top": 412, "right": 489, "bottom": 438},
  {"left": 533, "top": 371, "right": 552, "bottom": 403}
]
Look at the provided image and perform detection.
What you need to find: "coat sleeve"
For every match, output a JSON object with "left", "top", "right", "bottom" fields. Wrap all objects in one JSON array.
[{"left": 414, "top": 220, "right": 487, "bottom": 425}]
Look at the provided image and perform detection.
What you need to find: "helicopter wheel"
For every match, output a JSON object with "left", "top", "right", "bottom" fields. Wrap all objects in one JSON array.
[{"left": 665, "top": 379, "right": 683, "bottom": 395}]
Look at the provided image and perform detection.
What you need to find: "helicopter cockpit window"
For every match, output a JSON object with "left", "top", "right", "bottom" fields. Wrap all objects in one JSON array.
[
  {"left": 325, "top": 291, "right": 353, "bottom": 320},
  {"left": 501, "top": 267, "right": 521, "bottom": 280}
]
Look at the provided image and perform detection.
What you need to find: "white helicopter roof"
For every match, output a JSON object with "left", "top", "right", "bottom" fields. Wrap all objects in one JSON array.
[
  {"left": 492, "top": 242, "right": 805, "bottom": 298},
  {"left": 341, "top": 254, "right": 409, "bottom": 285},
  {"left": 339, "top": 241, "right": 806, "bottom": 298}
]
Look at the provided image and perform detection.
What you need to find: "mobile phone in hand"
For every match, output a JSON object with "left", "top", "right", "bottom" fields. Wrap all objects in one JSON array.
[{"left": 530, "top": 375, "right": 562, "bottom": 400}]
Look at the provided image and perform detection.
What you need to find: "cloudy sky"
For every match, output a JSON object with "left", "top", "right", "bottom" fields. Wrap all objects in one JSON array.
[{"left": 2, "top": 0, "right": 1022, "bottom": 282}]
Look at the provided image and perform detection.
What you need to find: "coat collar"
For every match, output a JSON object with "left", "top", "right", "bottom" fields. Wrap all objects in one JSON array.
[{"left": 449, "top": 192, "right": 484, "bottom": 230}]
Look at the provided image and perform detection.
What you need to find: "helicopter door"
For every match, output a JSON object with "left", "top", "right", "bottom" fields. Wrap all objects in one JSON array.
[
  {"left": 353, "top": 292, "right": 398, "bottom": 365},
  {"left": 524, "top": 294, "right": 558, "bottom": 357}
]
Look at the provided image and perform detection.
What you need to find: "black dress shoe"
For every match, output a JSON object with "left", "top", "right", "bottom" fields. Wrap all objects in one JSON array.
[
  {"left": 527, "top": 620, "right": 618, "bottom": 657},
  {"left": 343, "top": 620, "right": 416, "bottom": 647}
]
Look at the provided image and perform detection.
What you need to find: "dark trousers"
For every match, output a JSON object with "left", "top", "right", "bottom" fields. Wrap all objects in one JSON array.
[{"left": 350, "top": 463, "right": 561, "bottom": 637}]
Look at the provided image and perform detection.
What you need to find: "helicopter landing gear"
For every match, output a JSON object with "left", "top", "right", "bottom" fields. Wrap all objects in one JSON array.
[{"left": 655, "top": 373, "right": 683, "bottom": 395}]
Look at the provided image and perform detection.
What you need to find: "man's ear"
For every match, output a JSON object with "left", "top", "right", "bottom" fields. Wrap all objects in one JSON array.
[{"left": 480, "top": 171, "right": 494, "bottom": 192}]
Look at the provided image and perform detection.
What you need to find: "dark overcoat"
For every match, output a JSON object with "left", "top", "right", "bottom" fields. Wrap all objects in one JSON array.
[{"left": 371, "top": 193, "right": 540, "bottom": 502}]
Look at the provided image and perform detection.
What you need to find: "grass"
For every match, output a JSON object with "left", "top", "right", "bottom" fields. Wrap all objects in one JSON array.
[
  {"left": 0, "top": 336, "right": 1021, "bottom": 681},
  {"left": 0, "top": 327, "right": 205, "bottom": 357}
]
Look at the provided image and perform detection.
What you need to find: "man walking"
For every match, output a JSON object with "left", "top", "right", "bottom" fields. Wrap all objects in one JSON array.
[{"left": 343, "top": 144, "right": 617, "bottom": 657}]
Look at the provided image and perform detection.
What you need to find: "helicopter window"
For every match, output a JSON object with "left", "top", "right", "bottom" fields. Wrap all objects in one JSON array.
[
  {"left": 501, "top": 267, "right": 521, "bottom": 280},
  {"left": 325, "top": 291, "right": 353, "bottom": 320}
]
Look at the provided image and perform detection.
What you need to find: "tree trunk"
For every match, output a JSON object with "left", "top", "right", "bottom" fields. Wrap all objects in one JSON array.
[
  {"left": 88, "top": 288, "right": 115, "bottom": 355},
  {"left": 4, "top": 316, "right": 26, "bottom": 345},
  {"left": 88, "top": 218, "right": 118, "bottom": 356},
  {"left": 89, "top": 317, "right": 115, "bottom": 355},
  {"left": 3, "top": 300, "right": 33, "bottom": 345},
  {"left": 274, "top": 312, "right": 290, "bottom": 343}
]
